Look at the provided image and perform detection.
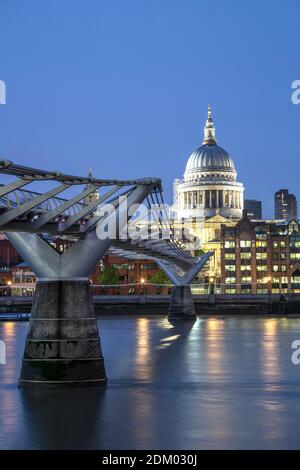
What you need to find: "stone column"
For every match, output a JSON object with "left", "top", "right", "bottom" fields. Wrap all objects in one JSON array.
[
  {"left": 216, "top": 190, "right": 219, "bottom": 208},
  {"left": 209, "top": 190, "right": 212, "bottom": 208},
  {"left": 19, "top": 280, "right": 106, "bottom": 388},
  {"left": 168, "top": 286, "right": 196, "bottom": 319}
]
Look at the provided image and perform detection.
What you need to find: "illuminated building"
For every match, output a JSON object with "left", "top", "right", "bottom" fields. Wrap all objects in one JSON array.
[
  {"left": 173, "top": 105, "right": 244, "bottom": 221},
  {"left": 221, "top": 211, "right": 300, "bottom": 294},
  {"left": 275, "top": 189, "right": 297, "bottom": 221},
  {"left": 172, "top": 105, "right": 245, "bottom": 279}
]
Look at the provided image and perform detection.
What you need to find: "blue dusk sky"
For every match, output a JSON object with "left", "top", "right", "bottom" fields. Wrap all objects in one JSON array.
[{"left": 0, "top": 0, "right": 299, "bottom": 218}]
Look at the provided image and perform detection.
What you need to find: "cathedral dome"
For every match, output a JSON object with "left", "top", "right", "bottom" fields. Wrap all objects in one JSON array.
[
  {"left": 185, "top": 144, "right": 235, "bottom": 174},
  {"left": 173, "top": 105, "right": 244, "bottom": 221},
  {"left": 184, "top": 105, "right": 236, "bottom": 178}
]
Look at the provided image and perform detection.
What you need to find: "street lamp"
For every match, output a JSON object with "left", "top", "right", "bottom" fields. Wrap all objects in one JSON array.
[
  {"left": 209, "top": 276, "right": 215, "bottom": 295},
  {"left": 140, "top": 277, "right": 145, "bottom": 295}
]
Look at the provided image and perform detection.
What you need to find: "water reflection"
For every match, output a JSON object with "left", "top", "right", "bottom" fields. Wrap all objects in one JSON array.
[
  {"left": 135, "top": 317, "right": 153, "bottom": 381},
  {"left": 19, "top": 388, "right": 106, "bottom": 449},
  {"left": 261, "top": 319, "right": 280, "bottom": 382},
  {"left": 1, "top": 316, "right": 300, "bottom": 449},
  {"left": 2, "top": 321, "right": 16, "bottom": 337}
]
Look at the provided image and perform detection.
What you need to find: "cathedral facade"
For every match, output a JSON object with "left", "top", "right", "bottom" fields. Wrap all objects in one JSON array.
[
  {"left": 173, "top": 106, "right": 244, "bottom": 221},
  {"left": 172, "top": 106, "right": 245, "bottom": 279}
]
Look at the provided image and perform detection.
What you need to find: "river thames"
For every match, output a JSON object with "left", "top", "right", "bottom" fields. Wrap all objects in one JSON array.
[{"left": 1, "top": 315, "right": 300, "bottom": 449}]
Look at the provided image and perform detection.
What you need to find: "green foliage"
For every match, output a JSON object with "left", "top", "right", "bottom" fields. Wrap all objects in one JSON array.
[
  {"left": 149, "top": 270, "right": 171, "bottom": 285},
  {"left": 194, "top": 248, "right": 205, "bottom": 257},
  {"left": 99, "top": 265, "right": 119, "bottom": 285}
]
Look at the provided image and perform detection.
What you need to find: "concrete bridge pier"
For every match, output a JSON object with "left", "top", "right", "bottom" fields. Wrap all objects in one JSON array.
[
  {"left": 168, "top": 285, "right": 196, "bottom": 320},
  {"left": 157, "top": 252, "right": 213, "bottom": 320},
  {"left": 19, "top": 279, "right": 106, "bottom": 388}
]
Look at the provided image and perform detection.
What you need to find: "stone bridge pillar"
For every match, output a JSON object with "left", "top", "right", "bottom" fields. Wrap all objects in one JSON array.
[
  {"left": 168, "top": 285, "right": 196, "bottom": 319},
  {"left": 157, "top": 252, "right": 213, "bottom": 320},
  {"left": 19, "top": 279, "right": 106, "bottom": 388}
]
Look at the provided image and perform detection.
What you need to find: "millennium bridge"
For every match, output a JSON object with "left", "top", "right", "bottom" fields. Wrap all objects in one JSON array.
[{"left": 0, "top": 160, "right": 212, "bottom": 388}]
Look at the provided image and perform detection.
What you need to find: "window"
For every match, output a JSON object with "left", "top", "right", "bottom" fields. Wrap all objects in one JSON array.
[
  {"left": 256, "top": 240, "right": 267, "bottom": 247},
  {"left": 272, "top": 265, "right": 279, "bottom": 272},
  {"left": 280, "top": 241, "right": 286, "bottom": 248},
  {"left": 225, "top": 241, "right": 235, "bottom": 248},
  {"left": 290, "top": 241, "right": 300, "bottom": 248},
  {"left": 225, "top": 277, "right": 236, "bottom": 284},
  {"left": 241, "top": 276, "right": 252, "bottom": 283},
  {"left": 241, "top": 252, "right": 251, "bottom": 259},
  {"left": 257, "top": 265, "right": 268, "bottom": 271},
  {"left": 280, "top": 265, "right": 287, "bottom": 272},
  {"left": 240, "top": 240, "right": 252, "bottom": 248},
  {"left": 280, "top": 252, "right": 286, "bottom": 260},
  {"left": 273, "top": 241, "right": 278, "bottom": 248},
  {"left": 256, "top": 253, "right": 267, "bottom": 259},
  {"left": 241, "top": 265, "right": 251, "bottom": 271},
  {"left": 225, "top": 265, "right": 236, "bottom": 271},
  {"left": 291, "top": 253, "right": 300, "bottom": 260},
  {"left": 225, "top": 253, "right": 235, "bottom": 260},
  {"left": 289, "top": 222, "right": 299, "bottom": 234}
]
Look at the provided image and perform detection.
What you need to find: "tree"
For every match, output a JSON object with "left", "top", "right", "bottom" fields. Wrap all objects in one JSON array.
[
  {"left": 194, "top": 248, "right": 205, "bottom": 257},
  {"left": 149, "top": 269, "right": 171, "bottom": 295},
  {"left": 99, "top": 266, "right": 119, "bottom": 287}
]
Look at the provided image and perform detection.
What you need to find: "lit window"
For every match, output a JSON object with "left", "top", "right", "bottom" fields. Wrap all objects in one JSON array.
[
  {"left": 256, "top": 265, "right": 268, "bottom": 271},
  {"left": 240, "top": 240, "right": 252, "bottom": 248},
  {"left": 256, "top": 253, "right": 267, "bottom": 259},
  {"left": 241, "top": 253, "right": 251, "bottom": 259},
  {"left": 225, "top": 253, "right": 235, "bottom": 260},
  {"left": 225, "top": 265, "right": 236, "bottom": 271},
  {"left": 225, "top": 277, "right": 236, "bottom": 284},
  {"left": 225, "top": 288, "right": 236, "bottom": 294},
  {"left": 225, "top": 241, "right": 235, "bottom": 248},
  {"left": 241, "top": 265, "right": 251, "bottom": 271},
  {"left": 256, "top": 240, "right": 267, "bottom": 247}
]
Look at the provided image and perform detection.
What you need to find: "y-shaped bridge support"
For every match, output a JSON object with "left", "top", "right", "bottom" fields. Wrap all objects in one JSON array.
[
  {"left": 6, "top": 184, "right": 154, "bottom": 388},
  {"left": 157, "top": 252, "right": 213, "bottom": 320}
]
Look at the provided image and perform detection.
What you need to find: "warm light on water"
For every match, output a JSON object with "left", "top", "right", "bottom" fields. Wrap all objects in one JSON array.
[{"left": 1, "top": 315, "right": 300, "bottom": 449}]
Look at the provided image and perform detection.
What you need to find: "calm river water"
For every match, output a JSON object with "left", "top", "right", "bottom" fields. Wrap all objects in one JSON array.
[{"left": 1, "top": 315, "right": 300, "bottom": 449}]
